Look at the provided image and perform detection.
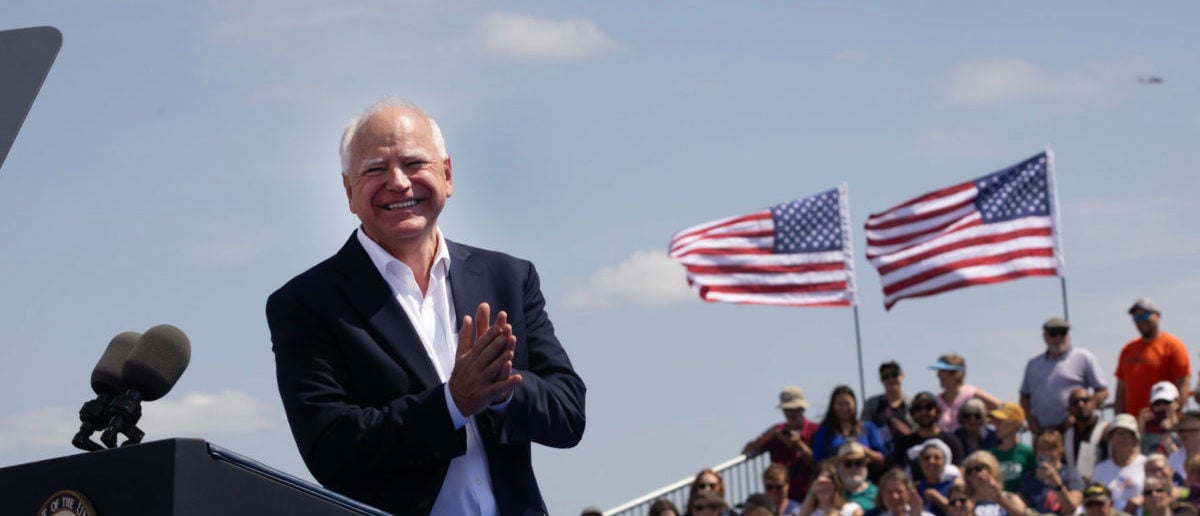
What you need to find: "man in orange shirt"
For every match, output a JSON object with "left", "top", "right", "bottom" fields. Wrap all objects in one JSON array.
[{"left": 1114, "top": 298, "right": 1190, "bottom": 416}]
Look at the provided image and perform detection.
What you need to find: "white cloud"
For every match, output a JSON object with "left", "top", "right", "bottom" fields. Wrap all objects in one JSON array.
[
  {"left": 944, "top": 58, "right": 1044, "bottom": 104},
  {"left": 0, "top": 390, "right": 281, "bottom": 452},
  {"left": 563, "top": 250, "right": 693, "bottom": 309},
  {"left": 140, "top": 390, "right": 283, "bottom": 436},
  {"left": 942, "top": 58, "right": 1108, "bottom": 105},
  {"left": 479, "top": 14, "right": 620, "bottom": 59},
  {"left": 0, "top": 406, "right": 76, "bottom": 451}
]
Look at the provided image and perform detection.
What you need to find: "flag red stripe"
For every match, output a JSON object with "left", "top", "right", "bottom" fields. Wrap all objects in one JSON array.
[
  {"left": 701, "top": 281, "right": 849, "bottom": 295},
  {"left": 675, "top": 247, "right": 772, "bottom": 257},
  {"left": 882, "top": 248, "right": 1056, "bottom": 296},
  {"left": 668, "top": 229, "right": 774, "bottom": 254},
  {"left": 884, "top": 268, "right": 1058, "bottom": 309},
  {"left": 685, "top": 262, "right": 845, "bottom": 275},
  {"left": 876, "top": 227, "right": 1054, "bottom": 276},
  {"left": 865, "top": 181, "right": 974, "bottom": 220},
  {"left": 669, "top": 211, "right": 772, "bottom": 243},
  {"left": 866, "top": 217, "right": 983, "bottom": 253},
  {"left": 864, "top": 197, "right": 974, "bottom": 231}
]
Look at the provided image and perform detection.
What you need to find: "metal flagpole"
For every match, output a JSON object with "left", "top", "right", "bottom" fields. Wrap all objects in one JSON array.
[
  {"left": 853, "top": 305, "right": 866, "bottom": 400},
  {"left": 1060, "top": 277, "right": 1070, "bottom": 321}
]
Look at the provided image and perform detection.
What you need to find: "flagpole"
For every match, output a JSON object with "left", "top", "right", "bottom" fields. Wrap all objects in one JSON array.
[
  {"left": 853, "top": 305, "right": 866, "bottom": 401},
  {"left": 1060, "top": 277, "right": 1070, "bottom": 321}
]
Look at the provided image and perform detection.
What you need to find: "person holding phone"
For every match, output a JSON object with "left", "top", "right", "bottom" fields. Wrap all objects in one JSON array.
[
  {"left": 744, "top": 387, "right": 821, "bottom": 503},
  {"left": 1019, "top": 430, "right": 1085, "bottom": 515}
]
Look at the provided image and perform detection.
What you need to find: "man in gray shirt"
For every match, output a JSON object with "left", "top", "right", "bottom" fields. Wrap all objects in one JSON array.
[{"left": 1020, "top": 317, "right": 1110, "bottom": 435}]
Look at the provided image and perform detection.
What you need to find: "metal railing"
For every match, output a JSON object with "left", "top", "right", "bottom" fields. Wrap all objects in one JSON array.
[{"left": 604, "top": 452, "right": 771, "bottom": 516}]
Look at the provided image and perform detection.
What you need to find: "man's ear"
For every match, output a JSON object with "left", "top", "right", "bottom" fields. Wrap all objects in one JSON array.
[
  {"left": 342, "top": 173, "right": 353, "bottom": 209},
  {"left": 444, "top": 156, "right": 453, "bottom": 198}
]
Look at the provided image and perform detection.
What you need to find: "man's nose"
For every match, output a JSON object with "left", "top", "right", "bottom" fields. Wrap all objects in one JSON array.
[{"left": 385, "top": 167, "right": 412, "bottom": 189}]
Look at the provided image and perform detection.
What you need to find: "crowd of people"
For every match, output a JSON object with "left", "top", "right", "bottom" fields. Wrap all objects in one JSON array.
[{"left": 620, "top": 298, "right": 1200, "bottom": 516}]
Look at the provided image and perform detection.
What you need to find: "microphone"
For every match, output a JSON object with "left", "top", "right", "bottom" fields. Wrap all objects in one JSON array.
[
  {"left": 72, "top": 331, "right": 140, "bottom": 452},
  {"left": 100, "top": 324, "right": 191, "bottom": 449}
]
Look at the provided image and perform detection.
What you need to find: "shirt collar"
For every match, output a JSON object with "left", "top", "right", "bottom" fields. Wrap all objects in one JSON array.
[{"left": 356, "top": 227, "right": 451, "bottom": 281}]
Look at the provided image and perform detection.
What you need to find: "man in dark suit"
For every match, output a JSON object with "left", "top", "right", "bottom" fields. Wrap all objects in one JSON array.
[{"left": 266, "top": 99, "right": 586, "bottom": 515}]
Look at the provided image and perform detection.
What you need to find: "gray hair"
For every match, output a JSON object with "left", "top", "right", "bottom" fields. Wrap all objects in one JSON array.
[
  {"left": 1146, "top": 453, "right": 1171, "bottom": 471},
  {"left": 959, "top": 398, "right": 987, "bottom": 421},
  {"left": 339, "top": 98, "right": 448, "bottom": 175}
]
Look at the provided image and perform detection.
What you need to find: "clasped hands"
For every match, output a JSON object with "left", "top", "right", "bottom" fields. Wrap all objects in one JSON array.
[{"left": 449, "top": 302, "right": 524, "bottom": 417}]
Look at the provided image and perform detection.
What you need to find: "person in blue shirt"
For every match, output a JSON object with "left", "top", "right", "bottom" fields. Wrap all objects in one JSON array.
[{"left": 813, "top": 386, "right": 886, "bottom": 469}]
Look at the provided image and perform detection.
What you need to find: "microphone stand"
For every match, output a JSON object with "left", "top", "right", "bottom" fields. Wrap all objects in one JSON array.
[
  {"left": 71, "top": 394, "right": 112, "bottom": 451},
  {"left": 100, "top": 390, "right": 145, "bottom": 449}
]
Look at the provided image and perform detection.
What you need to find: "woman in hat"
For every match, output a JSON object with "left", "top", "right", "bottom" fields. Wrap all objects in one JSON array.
[
  {"left": 1091, "top": 414, "right": 1147, "bottom": 513},
  {"left": 929, "top": 354, "right": 1000, "bottom": 434},
  {"left": 914, "top": 440, "right": 959, "bottom": 516}
]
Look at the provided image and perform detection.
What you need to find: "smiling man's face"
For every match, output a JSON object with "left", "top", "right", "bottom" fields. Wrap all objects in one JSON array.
[{"left": 343, "top": 106, "right": 452, "bottom": 257}]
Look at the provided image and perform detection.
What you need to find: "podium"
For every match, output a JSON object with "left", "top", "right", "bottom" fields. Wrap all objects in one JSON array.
[{"left": 0, "top": 438, "right": 389, "bottom": 515}]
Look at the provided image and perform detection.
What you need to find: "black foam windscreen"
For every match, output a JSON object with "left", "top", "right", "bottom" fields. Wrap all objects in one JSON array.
[
  {"left": 121, "top": 325, "right": 191, "bottom": 401},
  {"left": 90, "top": 331, "right": 140, "bottom": 395}
]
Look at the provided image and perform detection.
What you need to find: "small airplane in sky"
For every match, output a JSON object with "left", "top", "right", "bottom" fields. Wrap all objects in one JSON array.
[{"left": 1138, "top": 76, "right": 1164, "bottom": 84}]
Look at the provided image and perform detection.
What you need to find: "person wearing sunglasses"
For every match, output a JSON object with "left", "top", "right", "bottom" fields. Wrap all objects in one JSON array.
[
  {"left": 961, "top": 451, "right": 1028, "bottom": 516},
  {"left": 799, "top": 463, "right": 863, "bottom": 516},
  {"left": 744, "top": 387, "right": 821, "bottom": 503},
  {"left": 837, "top": 442, "right": 879, "bottom": 512},
  {"left": 1138, "top": 476, "right": 1173, "bottom": 516},
  {"left": 889, "top": 392, "right": 966, "bottom": 484},
  {"left": 1140, "top": 382, "right": 1182, "bottom": 456},
  {"left": 862, "top": 361, "right": 917, "bottom": 456},
  {"left": 764, "top": 463, "right": 803, "bottom": 516},
  {"left": 688, "top": 469, "right": 726, "bottom": 505},
  {"left": 942, "top": 484, "right": 973, "bottom": 516},
  {"left": 1064, "top": 386, "right": 1110, "bottom": 481},
  {"left": 1019, "top": 317, "right": 1110, "bottom": 436},
  {"left": 1115, "top": 298, "right": 1190, "bottom": 417},
  {"left": 928, "top": 354, "right": 1001, "bottom": 434},
  {"left": 1123, "top": 451, "right": 1190, "bottom": 511},
  {"left": 686, "top": 489, "right": 729, "bottom": 516},
  {"left": 953, "top": 399, "right": 1000, "bottom": 457},
  {"left": 1080, "top": 483, "right": 1125, "bottom": 516}
]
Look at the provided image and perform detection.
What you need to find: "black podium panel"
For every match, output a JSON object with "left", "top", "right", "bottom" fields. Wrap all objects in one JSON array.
[{"left": 0, "top": 438, "right": 388, "bottom": 515}]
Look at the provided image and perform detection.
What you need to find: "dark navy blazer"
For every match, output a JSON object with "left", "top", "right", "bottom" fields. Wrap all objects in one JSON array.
[{"left": 266, "top": 234, "right": 586, "bottom": 515}]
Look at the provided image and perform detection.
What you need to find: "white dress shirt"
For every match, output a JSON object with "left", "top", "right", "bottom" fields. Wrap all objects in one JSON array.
[{"left": 357, "top": 228, "right": 501, "bottom": 516}]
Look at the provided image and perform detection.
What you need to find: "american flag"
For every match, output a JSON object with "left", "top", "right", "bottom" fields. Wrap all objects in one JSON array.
[
  {"left": 668, "top": 185, "right": 857, "bottom": 307},
  {"left": 864, "top": 151, "right": 1064, "bottom": 309}
]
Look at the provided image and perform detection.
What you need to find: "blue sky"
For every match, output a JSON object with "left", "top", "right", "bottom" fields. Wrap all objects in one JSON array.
[{"left": 2, "top": 2, "right": 1199, "bottom": 513}]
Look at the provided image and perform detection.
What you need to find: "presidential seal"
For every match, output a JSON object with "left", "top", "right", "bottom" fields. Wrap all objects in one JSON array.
[{"left": 37, "top": 490, "right": 97, "bottom": 516}]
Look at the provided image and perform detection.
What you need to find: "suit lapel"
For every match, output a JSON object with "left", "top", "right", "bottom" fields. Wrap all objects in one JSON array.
[
  {"left": 447, "top": 240, "right": 486, "bottom": 330},
  {"left": 332, "top": 234, "right": 441, "bottom": 390}
]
